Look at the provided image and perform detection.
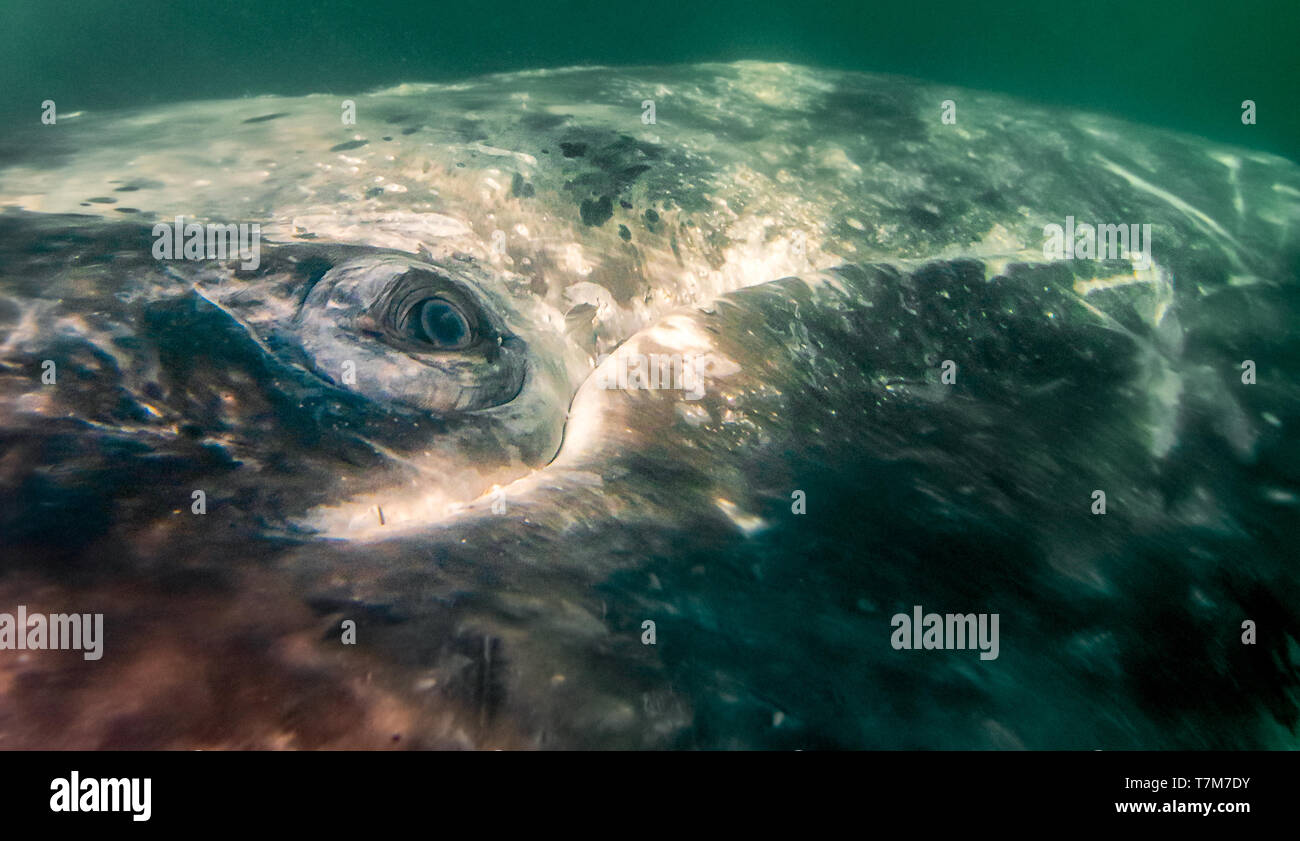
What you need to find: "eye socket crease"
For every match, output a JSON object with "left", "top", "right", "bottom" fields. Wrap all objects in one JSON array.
[{"left": 353, "top": 312, "right": 384, "bottom": 339}]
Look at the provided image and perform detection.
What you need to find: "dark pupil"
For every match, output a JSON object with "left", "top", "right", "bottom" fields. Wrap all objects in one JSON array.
[{"left": 416, "top": 298, "right": 470, "bottom": 348}]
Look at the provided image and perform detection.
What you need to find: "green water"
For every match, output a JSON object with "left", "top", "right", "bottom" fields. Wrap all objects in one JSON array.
[{"left": 1, "top": 0, "right": 1296, "bottom": 160}]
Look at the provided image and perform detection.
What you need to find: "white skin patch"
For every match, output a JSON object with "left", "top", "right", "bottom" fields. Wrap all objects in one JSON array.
[
  {"left": 643, "top": 315, "right": 715, "bottom": 353},
  {"left": 714, "top": 497, "right": 767, "bottom": 536}
]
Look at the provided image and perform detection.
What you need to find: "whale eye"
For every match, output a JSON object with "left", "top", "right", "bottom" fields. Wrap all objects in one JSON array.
[
  {"left": 379, "top": 273, "right": 488, "bottom": 354},
  {"left": 409, "top": 297, "right": 473, "bottom": 349},
  {"left": 294, "top": 258, "right": 528, "bottom": 413}
]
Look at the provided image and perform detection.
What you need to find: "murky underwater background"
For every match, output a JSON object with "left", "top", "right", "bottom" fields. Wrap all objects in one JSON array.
[{"left": 0, "top": 1, "right": 1297, "bottom": 749}]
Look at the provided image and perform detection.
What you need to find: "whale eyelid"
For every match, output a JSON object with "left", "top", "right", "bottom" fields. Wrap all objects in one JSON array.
[{"left": 293, "top": 257, "right": 336, "bottom": 307}]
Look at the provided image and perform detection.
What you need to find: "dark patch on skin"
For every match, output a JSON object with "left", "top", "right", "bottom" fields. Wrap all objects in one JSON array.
[
  {"left": 618, "top": 224, "right": 631, "bottom": 242},
  {"left": 0, "top": 128, "right": 80, "bottom": 169},
  {"left": 810, "top": 81, "right": 926, "bottom": 151},
  {"left": 906, "top": 205, "right": 944, "bottom": 231},
  {"left": 400, "top": 127, "right": 419, "bottom": 135},
  {"left": 580, "top": 196, "right": 613, "bottom": 227},
  {"left": 113, "top": 208, "right": 140, "bottom": 214},
  {"left": 600, "top": 134, "right": 663, "bottom": 161},
  {"left": 329, "top": 140, "right": 369, "bottom": 152},
  {"left": 667, "top": 191, "right": 711, "bottom": 214},
  {"left": 926, "top": 166, "right": 1006, "bottom": 223},
  {"left": 619, "top": 200, "right": 633, "bottom": 209},
  {"left": 87, "top": 197, "right": 116, "bottom": 204},
  {"left": 454, "top": 118, "right": 490, "bottom": 143},
  {"left": 114, "top": 185, "right": 140, "bottom": 192},
  {"left": 455, "top": 162, "right": 465, "bottom": 168},
  {"left": 567, "top": 170, "right": 653, "bottom": 204},
  {"left": 80, "top": 203, "right": 91, "bottom": 207},
  {"left": 365, "top": 187, "right": 385, "bottom": 199},
  {"left": 242, "top": 113, "right": 290, "bottom": 124},
  {"left": 644, "top": 208, "right": 659, "bottom": 223},
  {"left": 520, "top": 112, "right": 568, "bottom": 131},
  {"left": 510, "top": 173, "right": 535, "bottom": 198},
  {"left": 560, "top": 142, "right": 587, "bottom": 158},
  {"left": 558, "top": 132, "right": 666, "bottom": 212},
  {"left": 382, "top": 136, "right": 393, "bottom": 142}
]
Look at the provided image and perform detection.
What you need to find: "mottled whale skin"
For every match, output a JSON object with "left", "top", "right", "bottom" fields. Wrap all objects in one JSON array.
[{"left": 0, "top": 62, "right": 1297, "bottom": 748}]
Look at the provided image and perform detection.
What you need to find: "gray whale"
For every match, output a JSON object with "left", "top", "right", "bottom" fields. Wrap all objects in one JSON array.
[{"left": 0, "top": 62, "right": 1297, "bottom": 748}]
